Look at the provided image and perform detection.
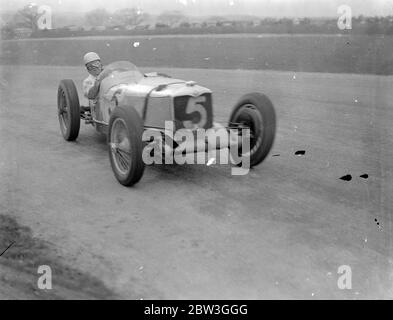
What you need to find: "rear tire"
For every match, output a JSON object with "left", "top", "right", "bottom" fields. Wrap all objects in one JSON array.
[
  {"left": 57, "top": 79, "right": 80, "bottom": 141},
  {"left": 108, "top": 106, "right": 145, "bottom": 186},
  {"left": 229, "top": 92, "right": 276, "bottom": 167}
]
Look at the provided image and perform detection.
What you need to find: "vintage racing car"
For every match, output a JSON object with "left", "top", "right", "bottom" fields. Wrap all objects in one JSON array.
[{"left": 57, "top": 61, "right": 276, "bottom": 186}]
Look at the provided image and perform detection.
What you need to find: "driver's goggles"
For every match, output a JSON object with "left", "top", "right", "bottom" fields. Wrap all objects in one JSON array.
[{"left": 86, "top": 61, "right": 101, "bottom": 71}]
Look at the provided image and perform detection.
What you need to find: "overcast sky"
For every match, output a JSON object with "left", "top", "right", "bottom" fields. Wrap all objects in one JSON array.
[{"left": 1, "top": 0, "right": 392, "bottom": 17}]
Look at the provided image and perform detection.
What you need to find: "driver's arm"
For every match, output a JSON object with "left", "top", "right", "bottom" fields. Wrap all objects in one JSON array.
[
  {"left": 87, "top": 80, "right": 100, "bottom": 100},
  {"left": 86, "top": 68, "right": 111, "bottom": 99}
]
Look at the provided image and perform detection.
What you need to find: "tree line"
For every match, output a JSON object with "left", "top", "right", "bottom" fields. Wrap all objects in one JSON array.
[{"left": 2, "top": 4, "right": 393, "bottom": 39}]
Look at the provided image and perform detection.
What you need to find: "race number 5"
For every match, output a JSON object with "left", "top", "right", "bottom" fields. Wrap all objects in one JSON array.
[{"left": 183, "top": 96, "right": 207, "bottom": 129}]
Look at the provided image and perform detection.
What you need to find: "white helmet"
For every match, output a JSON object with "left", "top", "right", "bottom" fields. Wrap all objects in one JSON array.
[{"left": 83, "top": 52, "right": 101, "bottom": 65}]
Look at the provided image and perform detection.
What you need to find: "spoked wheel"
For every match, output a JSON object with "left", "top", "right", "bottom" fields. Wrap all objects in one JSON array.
[
  {"left": 110, "top": 118, "right": 133, "bottom": 175},
  {"left": 57, "top": 79, "right": 80, "bottom": 141},
  {"left": 229, "top": 92, "right": 276, "bottom": 167},
  {"left": 108, "top": 106, "right": 145, "bottom": 186}
]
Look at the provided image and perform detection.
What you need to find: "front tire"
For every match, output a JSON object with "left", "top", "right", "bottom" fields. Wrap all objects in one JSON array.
[
  {"left": 229, "top": 92, "right": 276, "bottom": 167},
  {"left": 57, "top": 79, "right": 80, "bottom": 141},
  {"left": 108, "top": 106, "right": 145, "bottom": 186}
]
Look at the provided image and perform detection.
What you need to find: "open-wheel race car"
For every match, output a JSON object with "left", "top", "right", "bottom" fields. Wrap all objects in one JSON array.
[{"left": 57, "top": 61, "right": 276, "bottom": 186}]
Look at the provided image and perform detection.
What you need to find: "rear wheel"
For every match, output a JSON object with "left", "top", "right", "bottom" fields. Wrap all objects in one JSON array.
[
  {"left": 229, "top": 92, "right": 276, "bottom": 167},
  {"left": 57, "top": 79, "right": 80, "bottom": 141},
  {"left": 108, "top": 106, "right": 145, "bottom": 186}
]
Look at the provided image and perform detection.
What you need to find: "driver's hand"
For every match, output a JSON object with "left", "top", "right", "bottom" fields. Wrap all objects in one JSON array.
[{"left": 97, "top": 68, "right": 111, "bottom": 82}]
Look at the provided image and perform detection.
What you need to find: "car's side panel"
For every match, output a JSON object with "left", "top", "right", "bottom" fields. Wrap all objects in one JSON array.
[
  {"left": 144, "top": 96, "right": 173, "bottom": 129},
  {"left": 98, "top": 91, "right": 117, "bottom": 124},
  {"left": 116, "top": 94, "right": 145, "bottom": 122}
]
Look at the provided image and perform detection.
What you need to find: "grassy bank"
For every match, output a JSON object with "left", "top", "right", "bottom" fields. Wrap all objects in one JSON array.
[{"left": 1, "top": 34, "right": 392, "bottom": 75}]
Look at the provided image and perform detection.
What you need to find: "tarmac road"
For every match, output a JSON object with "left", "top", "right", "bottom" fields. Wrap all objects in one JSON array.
[{"left": 0, "top": 65, "right": 392, "bottom": 299}]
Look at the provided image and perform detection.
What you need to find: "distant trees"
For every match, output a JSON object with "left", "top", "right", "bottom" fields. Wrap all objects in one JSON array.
[
  {"left": 15, "top": 3, "right": 45, "bottom": 31},
  {"left": 0, "top": 3, "right": 44, "bottom": 38},
  {"left": 85, "top": 8, "right": 149, "bottom": 28},
  {"left": 279, "top": 18, "right": 294, "bottom": 28},
  {"left": 113, "top": 8, "right": 150, "bottom": 28},
  {"left": 299, "top": 17, "right": 311, "bottom": 25},
  {"left": 85, "top": 8, "right": 110, "bottom": 27},
  {"left": 1, "top": 24, "right": 16, "bottom": 39},
  {"left": 157, "top": 11, "right": 186, "bottom": 27},
  {"left": 180, "top": 22, "right": 191, "bottom": 28},
  {"left": 4, "top": 4, "right": 393, "bottom": 39}
]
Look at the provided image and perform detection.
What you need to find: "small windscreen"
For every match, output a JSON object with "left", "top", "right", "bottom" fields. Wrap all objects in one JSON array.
[
  {"left": 100, "top": 61, "right": 144, "bottom": 86},
  {"left": 104, "top": 61, "right": 140, "bottom": 73}
]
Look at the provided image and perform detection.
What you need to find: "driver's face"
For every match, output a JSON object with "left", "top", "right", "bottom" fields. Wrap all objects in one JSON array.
[{"left": 86, "top": 60, "right": 102, "bottom": 77}]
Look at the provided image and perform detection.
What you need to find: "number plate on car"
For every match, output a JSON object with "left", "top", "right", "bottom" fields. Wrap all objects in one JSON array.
[{"left": 174, "top": 93, "right": 213, "bottom": 130}]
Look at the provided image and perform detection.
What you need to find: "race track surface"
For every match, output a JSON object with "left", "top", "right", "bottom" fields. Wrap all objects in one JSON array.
[{"left": 0, "top": 65, "right": 392, "bottom": 299}]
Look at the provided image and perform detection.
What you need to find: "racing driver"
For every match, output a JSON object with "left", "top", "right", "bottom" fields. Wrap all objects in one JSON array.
[{"left": 82, "top": 52, "right": 107, "bottom": 100}]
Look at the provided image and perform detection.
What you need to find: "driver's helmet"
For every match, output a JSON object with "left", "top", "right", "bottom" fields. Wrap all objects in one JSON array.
[{"left": 83, "top": 52, "right": 101, "bottom": 65}]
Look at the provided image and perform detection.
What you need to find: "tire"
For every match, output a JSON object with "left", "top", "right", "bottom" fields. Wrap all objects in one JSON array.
[
  {"left": 229, "top": 92, "right": 276, "bottom": 167},
  {"left": 108, "top": 105, "right": 145, "bottom": 186},
  {"left": 57, "top": 79, "right": 80, "bottom": 141}
]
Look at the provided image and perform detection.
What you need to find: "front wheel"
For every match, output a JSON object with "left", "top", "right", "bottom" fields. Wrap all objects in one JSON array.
[
  {"left": 108, "top": 106, "right": 145, "bottom": 186},
  {"left": 229, "top": 92, "right": 276, "bottom": 167},
  {"left": 57, "top": 79, "right": 80, "bottom": 141}
]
